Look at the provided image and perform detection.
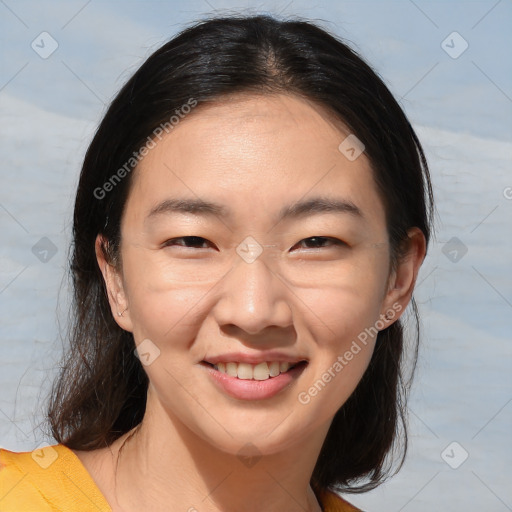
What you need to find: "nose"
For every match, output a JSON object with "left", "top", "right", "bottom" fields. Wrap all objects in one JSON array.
[{"left": 212, "top": 250, "right": 293, "bottom": 336}]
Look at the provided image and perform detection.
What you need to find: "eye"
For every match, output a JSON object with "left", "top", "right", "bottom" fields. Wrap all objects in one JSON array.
[
  {"left": 162, "top": 236, "right": 345, "bottom": 251},
  {"left": 163, "top": 236, "right": 214, "bottom": 249},
  {"left": 292, "top": 236, "right": 346, "bottom": 250}
]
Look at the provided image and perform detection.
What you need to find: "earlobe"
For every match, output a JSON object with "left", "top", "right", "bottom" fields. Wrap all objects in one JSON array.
[
  {"left": 380, "top": 227, "right": 426, "bottom": 327},
  {"left": 95, "top": 234, "right": 133, "bottom": 332}
]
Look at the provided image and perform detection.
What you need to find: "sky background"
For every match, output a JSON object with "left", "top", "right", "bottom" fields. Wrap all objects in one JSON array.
[{"left": 1, "top": 1, "right": 511, "bottom": 511}]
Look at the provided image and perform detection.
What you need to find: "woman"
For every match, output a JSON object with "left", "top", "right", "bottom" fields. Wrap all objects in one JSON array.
[{"left": 0, "top": 13, "right": 433, "bottom": 512}]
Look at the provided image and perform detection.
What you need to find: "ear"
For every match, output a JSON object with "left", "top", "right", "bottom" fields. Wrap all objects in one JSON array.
[
  {"left": 95, "top": 234, "right": 133, "bottom": 332},
  {"left": 379, "top": 227, "right": 427, "bottom": 326}
]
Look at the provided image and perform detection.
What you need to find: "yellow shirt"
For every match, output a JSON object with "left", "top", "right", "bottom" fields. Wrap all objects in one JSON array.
[{"left": 0, "top": 444, "right": 361, "bottom": 511}]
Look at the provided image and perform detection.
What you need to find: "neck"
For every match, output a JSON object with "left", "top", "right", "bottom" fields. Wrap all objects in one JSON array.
[{"left": 108, "top": 391, "right": 329, "bottom": 512}]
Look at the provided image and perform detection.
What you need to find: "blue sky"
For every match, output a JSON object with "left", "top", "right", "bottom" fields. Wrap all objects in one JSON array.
[{"left": 1, "top": 0, "right": 511, "bottom": 140}]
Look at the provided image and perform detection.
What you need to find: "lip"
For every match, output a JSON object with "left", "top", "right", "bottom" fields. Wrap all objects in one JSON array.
[
  {"left": 203, "top": 351, "right": 307, "bottom": 365},
  {"left": 200, "top": 360, "right": 308, "bottom": 401}
]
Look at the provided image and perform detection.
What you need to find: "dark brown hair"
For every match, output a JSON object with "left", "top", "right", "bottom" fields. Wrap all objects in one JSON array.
[{"left": 46, "top": 13, "right": 434, "bottom": 494}]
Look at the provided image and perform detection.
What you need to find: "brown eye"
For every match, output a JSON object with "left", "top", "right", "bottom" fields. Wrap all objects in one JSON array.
[
  {"left": 293, "top": 236, "right": 346, "bottom": 250},
  {"left": 163, "top": 236, "right": 213, "bottom": 249}
]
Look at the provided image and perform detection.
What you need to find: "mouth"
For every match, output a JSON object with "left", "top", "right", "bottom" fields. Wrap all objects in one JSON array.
[
  {"left": 200, "top": 359, "right": 309, "bottom": 400},
  {"left": 200, "top": 360, "right": 308, "bottom": 381}
]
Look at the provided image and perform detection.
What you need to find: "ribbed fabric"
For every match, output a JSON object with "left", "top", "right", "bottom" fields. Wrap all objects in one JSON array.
[{"left": 0, "top": 443, "right": 361, "bottom": 511}]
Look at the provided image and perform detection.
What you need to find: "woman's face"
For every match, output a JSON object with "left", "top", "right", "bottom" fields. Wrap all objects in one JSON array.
[{"left": 100, "top": 93, "right": 414, "bottom": 455}]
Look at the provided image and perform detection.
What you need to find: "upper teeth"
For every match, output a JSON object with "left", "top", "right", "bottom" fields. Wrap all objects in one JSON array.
[{"left": 214, "top": 361, "right": 296, "bottom": 380}]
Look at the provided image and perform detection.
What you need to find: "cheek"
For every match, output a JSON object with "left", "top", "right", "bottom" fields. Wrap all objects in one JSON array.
[
  {"left": 299, "top": 253, "right": 389, "bottom": 344},
  {"left": 121, "top": 248, "right": 219, "bottom": 345},
  {"left": 299, "top": 279, "right": 381, "bottom": 390},
  {"left": 303, "top": 282, "right": 381, "bottom": 337},
  {"left": 293, "top": 255, "right": 388, "bottom": 411}
]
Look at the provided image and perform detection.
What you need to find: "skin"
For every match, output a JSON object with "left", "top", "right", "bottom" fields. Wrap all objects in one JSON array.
[{"left": 73, "top": 93, "right": 426, "bottom": 512}]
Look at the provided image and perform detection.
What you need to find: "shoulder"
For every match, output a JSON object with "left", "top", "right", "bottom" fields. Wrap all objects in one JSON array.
[
  {"left": 317, "top": 487, "right": 364, "bottom": 512},
  {"left": 0, "top": 443, "right": 111, "bottom": 511}
]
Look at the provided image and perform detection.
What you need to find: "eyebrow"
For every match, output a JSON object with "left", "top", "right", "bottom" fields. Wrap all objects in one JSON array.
[{"left": 146, "top": 196, "right": 364, "bottom": 225}]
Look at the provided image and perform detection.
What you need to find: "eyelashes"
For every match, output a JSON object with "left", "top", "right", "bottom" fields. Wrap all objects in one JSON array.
[
  {"left": 292, "top": 236, "right": 346, "bottom": 250},
  {"left": 164, "top": 236, "right": 211, "bottom": 249},
  {"left": 163, "top": 236, "right": 347, "bottom": 251}
]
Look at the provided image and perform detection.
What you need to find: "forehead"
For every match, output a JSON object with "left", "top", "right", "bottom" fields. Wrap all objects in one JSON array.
[{"left": 126, "top": 93, "right": 387, "bottom": 232}]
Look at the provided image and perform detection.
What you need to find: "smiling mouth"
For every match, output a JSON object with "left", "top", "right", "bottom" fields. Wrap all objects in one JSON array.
[{"left": 201, "top": 360, "right": 308, "bottom": 381}]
